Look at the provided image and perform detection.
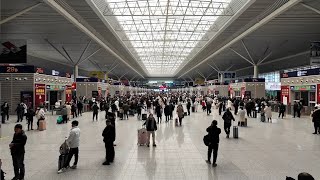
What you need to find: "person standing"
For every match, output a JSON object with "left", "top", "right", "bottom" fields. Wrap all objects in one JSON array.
[
  {"left": 222, "top": 108, "right": 235, "bottom": 138},
  {"left": 293, "top": 101, "right": 298, "bottom": 118},
  {"left": 164, "top": 104, "right": 171, "bottom": 122},
  {"left": 123, "top": 102, "right": 129, "bottom": 120},
  {"left": 311, "top": 106, "right": 320, "bottom": 134},
  {"left": 278, "top": 103, "right": 286, "bottom": 119},
  {"left": 169, "top": 102, "right": 175, "bottom": 120},
  {"left": 3, "top": 102, "right": 9, "bottom": 121},
  {"left": 61, "top": 105, "right": 68, "bottom": 124},
  {"left": 144, "top": 114, "right": 157, "bottom": 147},
  {"left": 176, "top": 103, "right": 184, "bottom": 126},
  {"left": 102, "top": 120, "right": 115, "bottom": 165},
  {"left": 26, "top": 107, "right": 35, "bottom": 131},
  {"left": 206, "top": 101, "right": 212, "bottom": 115},
  {"left": 206, "top": 120, "right": 221, "bottom": 167},
  {"left": 1, "top": 103, "right": 5, "bottom": 124},
  {"left": 297, "top": 102, "right": 302, "bottom": 118},
  {"left": 264, "top": 104, "right": 272, "bottom": 123},
  {"left": 15, "top": 104, "right": 24, "bottom": 123},
  {"left": 66, "top": 103, "right": 72, "bottom": 121},
  {"left": 92, "top": 103, "right": 99, "bottom": 121},
  {"left": 234, "top": 99, "right": 239, "bottom": 115},
  {"left": 9, "top": 124, "right": 27, "bottom": 180},
  {"left": 77, "top": 101, "right": 83, "bottom": 116},
  {"left": 58, "top": 120, "right": 81, "bottom": 173},
  {"left": 186, "top": 99, "right": 191, "bottom": 116}
]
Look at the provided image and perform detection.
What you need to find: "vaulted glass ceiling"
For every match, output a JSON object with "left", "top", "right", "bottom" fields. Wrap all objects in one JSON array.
[{"left": 101, "top": 0, "right": 242, "bottom": 76}]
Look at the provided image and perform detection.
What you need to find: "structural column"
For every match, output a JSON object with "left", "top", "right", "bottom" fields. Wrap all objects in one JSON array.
[
  {"left": 74, "top": 65, "right": 79, "bottom": 82},
  {"left": 253, "top": 65, "right": 259, "bottom": 78},
  {"left": 220, "top": 72, "right": 224, "bottom": 83}
]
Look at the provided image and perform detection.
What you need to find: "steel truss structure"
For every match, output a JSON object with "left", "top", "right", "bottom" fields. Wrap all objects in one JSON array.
[{"left": 96, "top": 0, "right": 246, "bottom": 76}]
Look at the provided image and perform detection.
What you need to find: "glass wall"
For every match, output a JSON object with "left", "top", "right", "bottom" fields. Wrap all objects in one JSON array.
[{"left": 259, "top": 71, "right": 280, "bottom": 82}]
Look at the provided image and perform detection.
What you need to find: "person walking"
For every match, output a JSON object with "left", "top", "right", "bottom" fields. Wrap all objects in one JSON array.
[
  {"left": 311, "top": 106, "right": 320, "bottom": 134},
  {"left": 10, "top": 124, "right": 27, "bottom": 180},
  {"left": 58, "top": 120, "right": 81, "bottom": 173},
  {"left": 26, "top": 107, "right": 35, "bottom": 131},
  {"left": 155, "top": 103, "right": 162, "bottom": 124},
  {"left": 222, "top": 108, "right": 235, "bottom": 138},
  {"left": 102, "top": 120, "right": 115, "bottom": 165},
  {"left": 176, "top": 103, "right": 184, "bottom": 126},
  {"left": 1, "top": 103, "right": 5, "bottom": 124},
  {"left": 71, "top": 103, "right": 77, "bottom": 119},
  {"left": 2, "top": 102, "right": 9, "bottom": 121},
  {"left": 278, "top": 102, "right": 286, "bottom": 119},
  {"left": 144, "top": 114, "right": 157, "bottom": 147},
  {"left": 186, "top": 99, "right": 191, "bottom": 116},
  {"left": 169, "top": 102, "right": 175, "bottom": 120},
  {"left": 206, "top": 101, "right": 212, "bottom": 115},
  {"left": 123, "top": 102, "right": 130, "bottom": 120},
  {"left": 206, "top": 120, "right": 221, "bottom": 167},
  {"left": 92, "top": 103, "right": 99, "bottom": 121},
  {"left": 164, "top": 104, "right": 171, "bottom": 122}
]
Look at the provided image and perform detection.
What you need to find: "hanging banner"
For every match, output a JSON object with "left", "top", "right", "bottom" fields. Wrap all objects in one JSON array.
[
  {"left": 281, "top": 85, "right": 290, "bottom": 105},
  {"left": 34, "top": 84, "right": 46, "bottom": 108}
]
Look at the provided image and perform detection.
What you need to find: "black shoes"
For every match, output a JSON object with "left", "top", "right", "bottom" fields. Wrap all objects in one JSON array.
[{"left": 102, "top": 161, "right": 110, "bottom": 165}]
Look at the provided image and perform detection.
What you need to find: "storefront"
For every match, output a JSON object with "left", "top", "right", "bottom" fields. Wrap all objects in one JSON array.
[
  {"left": 46, "top": 84, "right": 65, "bottom": 107},
  {"left": 265, "top": 82, "right": 281, "bottom": 100},
  {"left": 229, "top": 78, "right": 265, "bottom": 99}
]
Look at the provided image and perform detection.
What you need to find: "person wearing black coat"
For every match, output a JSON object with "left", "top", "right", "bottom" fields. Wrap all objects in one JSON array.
[
  {"left": 15, "top": 104, "right": 24, "bottom": 123},
  {"left": 92, "top": 103, "right": 99, "bottom": 121},
  {"left": 186, "top": 100, "right": 191, "bottom": 115},
  {"left": 102, "top": 120, "right": 115, "bottom": 165},
  {"left": 169, "top": 102, "right": 174, "bottom": 120},
  {"left": 155, "top": 104, "right": 162, "bottom": 123},
  {"left": 143, "top": 114, "right": 157, "bottom": 147},
  {"left": 312, "top": 107, "right": 320, "bottom": 134},
  {"left": 10, "top": 124, "right": 27, "bottom": 180},
  {"left": 77, "top": 101, "right": 83, "bottom": 116},
  {"left": 206, "top": 120, "right": 221, "bottom": 167},
  {"left": 71, "top": 103, "right": 77, "bottom": 118},
  {"left": 26, "top": 107, "right": 35, "bottom": 131},
  {"left": 278, "top": 103, "right": 286, "bottom": 119},
  {"left": 164, "top": 104, "right": 171, "bottom": 122},
  {"left": 222, "top": 109, "right": 235, "bottom": 138}
]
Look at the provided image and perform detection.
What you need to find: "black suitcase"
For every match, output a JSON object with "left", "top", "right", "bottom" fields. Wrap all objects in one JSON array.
[
  {"left": 184, "top": 112, "right": 188, "bottom": 116},
  {"left": 119, "top": 113, "right": 124, "bottom": 119},
  {"left": 261, "top": 113, "right": 265, "bottom": 122},
  {"left": 58, "top": 154, "right": 68, "bottom": 170},
  {"left": 129, "top": 110, "right": 134, "bottom": 116},
  {"left": 233, "top": 126, "right": 238, "bottom": 138},
  {"left": 192, "top": 106, "right": 195, "bottom": 112}
]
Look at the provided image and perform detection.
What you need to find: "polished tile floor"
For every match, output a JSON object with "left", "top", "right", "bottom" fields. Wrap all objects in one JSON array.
[{"left": 0, "top": 106, "right": 319, "bottom": 180}]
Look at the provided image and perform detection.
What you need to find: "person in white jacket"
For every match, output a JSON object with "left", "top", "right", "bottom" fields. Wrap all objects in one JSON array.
[
  {"left": 58, "top": 120, "right": 81, "bottom": 173},
  {"left": 264, "top": 105, "right": 272, "bottom": 123}
]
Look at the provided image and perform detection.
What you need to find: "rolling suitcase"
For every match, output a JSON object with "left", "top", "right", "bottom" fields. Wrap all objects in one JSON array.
[
  {"left": 233, "top": 126, "right": 238, "bottom": 139},
  {"left": 129, "top": 109, "right": 134, "bottom": 116},
  {"left": 261, "top": 113, "right": 265, "bottom": 122},
  {"left": 192, "top": 106, "right": 195, "bottom": 112},
  {"left": 58, "top": 154, "right": 68, "bottom": 170},
  {"left": 184, "top": 112, "right": 188, "bottom": 116},
  {"left": 137, "top": 128, "right": 148, "bottom": 146},
  {"left": 175, "top": 118, "right": 179, "bottom": 126},
  {"left": 39, "top": 120, "right": 46, "bottom": 131},
  {"left": 253, "top": 111, "right": 257, "bottom": 118}
]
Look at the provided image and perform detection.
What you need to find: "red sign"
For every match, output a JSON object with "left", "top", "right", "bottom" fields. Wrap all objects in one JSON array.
[
  {"left": 36, "top": 67, "right": 44, "bottom": 74},
  {"left": 317, "top": 84, "right": 320, "bottom": 104},
  {"left": 66, "top": 85, "right": 72, "bottom": 102},
  {"left": 71, "top": 82, "right": 76, "bottom": 90},
  {"left": 35, "top": 84, "right": 46, "bottom": 108},
  {"left": 281, "top": 85, "right": 290, "bottom": 105}
]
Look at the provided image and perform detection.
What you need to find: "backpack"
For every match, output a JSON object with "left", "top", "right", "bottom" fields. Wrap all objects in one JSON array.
[
  {"left": 203, "top": 134, "right": 211, "bottom": 146},
  {"left": 59, "top": 140, "right": 70, "bottom": 155}
]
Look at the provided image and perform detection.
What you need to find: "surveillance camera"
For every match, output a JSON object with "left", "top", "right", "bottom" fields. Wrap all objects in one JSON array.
[
  {"left": 14, "top": 78, "right": 18, "bottom": 80},
  {"left": 23, "top": 77, "right": 27, "bottom": 80},
  {"left": 5, "top": 77, "right": 9, "bottom": 81}
]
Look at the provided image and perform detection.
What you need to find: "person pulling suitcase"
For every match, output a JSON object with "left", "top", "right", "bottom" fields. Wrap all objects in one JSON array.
[
  {"left": 58, "top": 120, "right": 81, "bottom": 174},
  {"left": 222, "top": 109, "right": 235, "bottom": 138}
]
